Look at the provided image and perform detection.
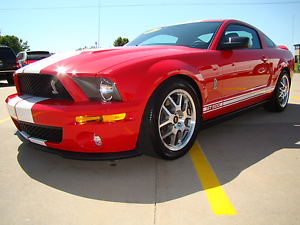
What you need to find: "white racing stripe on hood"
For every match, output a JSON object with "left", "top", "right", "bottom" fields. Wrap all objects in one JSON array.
[
  {"left": 21, "top": 51, "right": 82, "bottom": 74},
  {"left": 14, "top": 96, "right": 49, "bottom": 123},
  {"left": 6, "top": 95, "right": 32, "bottom": 119}
]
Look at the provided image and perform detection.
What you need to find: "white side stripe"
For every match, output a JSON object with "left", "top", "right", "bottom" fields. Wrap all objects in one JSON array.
[{"left": 203, "top": 87, "right": 274, "bottom": 114}]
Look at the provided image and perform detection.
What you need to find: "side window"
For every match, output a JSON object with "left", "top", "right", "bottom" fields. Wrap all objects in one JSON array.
[
  {"left": 197, "top": 33, "right": 214, "bottom": 43},
  {"left": 263, "top": 34, "right": 276, "bottom": 48},
  {"left": 220, "top": 24, "right": 262, "bottom": 49}
]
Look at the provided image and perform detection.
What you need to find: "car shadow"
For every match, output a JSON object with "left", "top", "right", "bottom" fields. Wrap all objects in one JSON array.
[
  {"left": 17, "top": 103, "right": 300, "bottom": 204},
  {"left": 197, "top": 104, "right": 300, "bottom": 186}
]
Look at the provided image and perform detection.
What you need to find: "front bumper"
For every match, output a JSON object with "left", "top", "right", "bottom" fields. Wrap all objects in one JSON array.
[
  {"left": 16, "top": 130, "right": 141, "bottom": 160},
  {"left": 6, "top": 94, "right": 144, "bottom": 158}
]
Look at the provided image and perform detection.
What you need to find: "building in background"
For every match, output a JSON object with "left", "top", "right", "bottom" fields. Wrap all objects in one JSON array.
[{"left": 295, "top": 44, "right": 300, "bottom": 63}]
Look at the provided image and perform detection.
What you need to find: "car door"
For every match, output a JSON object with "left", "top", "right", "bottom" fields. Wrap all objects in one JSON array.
[{"left": 218, "top": 24, "right": 271, "bottom": 113}]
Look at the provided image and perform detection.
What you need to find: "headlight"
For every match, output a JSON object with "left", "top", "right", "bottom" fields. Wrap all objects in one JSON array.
[
  {"left": 73, "top": 77, "right": 122, "bottom": 101},
  {"left": 100, "top": 78, "right": 114, "bottom": 101}
]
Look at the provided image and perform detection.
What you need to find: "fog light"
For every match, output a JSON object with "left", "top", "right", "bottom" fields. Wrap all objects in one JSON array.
[{"left": 93, "top": 134, "right": 102, "bottom": 147}]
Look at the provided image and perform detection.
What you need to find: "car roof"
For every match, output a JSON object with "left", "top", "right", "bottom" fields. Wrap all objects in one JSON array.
[
  {"left": 153, "top": 19, "right": 252, "bottom": 30},
  {"left": 19, "top": 50, "right": 50, "bottom": 54},
  {"left": 0, "top": 45, "right": 11, "bottom": 48}
]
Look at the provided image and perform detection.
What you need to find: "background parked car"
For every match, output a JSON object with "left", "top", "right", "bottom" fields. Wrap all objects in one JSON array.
[
  {"left": 17, "top": 51, "right": 51, "bottom": 67},
  {"left": 0, "top": 45, "right": 18, "bottom": 84}
]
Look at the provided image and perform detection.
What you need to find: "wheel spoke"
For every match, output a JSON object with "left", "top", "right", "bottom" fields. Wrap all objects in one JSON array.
[
  {"left": 177, "top": 94, "right": 183, "bottom": 109},
  {"left": 177, "top": 131, "right": 183, "bottom": 144},
  {"left": 279, "top": 91, "right": 284, "bottom": 98},
  {"left": 168, "top": 96, "right": 177, "bottom": 109},
  {"left": 160, "top": 119, "right": 172, "bottom": 129},
  {"left": 182, "top": 97, "right": 188, "bottom": 113},
  {"left": 162, "top": 129, "right": 173, "bottom": 139},
  {"left": 170, "top": 131, "right": 177, "bottom": 146},
  {"left": 162, "top": 105, "right": 172, "bottom": 116},
  {"left": 160, "top": 105, "right": 174, "bottom": 128}
]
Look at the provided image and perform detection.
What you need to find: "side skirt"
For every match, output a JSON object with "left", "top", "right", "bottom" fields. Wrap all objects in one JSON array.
[{"left": 201, "top": 100, "right": 269, "bottom": 130}]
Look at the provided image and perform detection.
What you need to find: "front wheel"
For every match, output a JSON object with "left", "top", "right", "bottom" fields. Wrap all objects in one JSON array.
[
  {"left": 138, "top": 78, "right": 201, "bottom": 160},
  {"left": 264, "top": 70, "right": 290, "bottom": 112}
]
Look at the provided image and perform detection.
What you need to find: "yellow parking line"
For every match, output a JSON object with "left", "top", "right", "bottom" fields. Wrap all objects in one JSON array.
[
  {"left": 290, "top": 95, "right": 300, "bottom": 100},
  {"left": 189, "top": 142, "right": 236, "bottom": 215},
  {"left": 0, "top": 117, "right": 10, "bottom": 124}
]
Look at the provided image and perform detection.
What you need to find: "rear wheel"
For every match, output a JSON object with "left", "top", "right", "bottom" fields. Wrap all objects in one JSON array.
[
  {"left": 138, "top": 78, "right": 201, "bottom": 160},
  {"left": 264, "top": 70, "right": 290, "bottom": 112}
]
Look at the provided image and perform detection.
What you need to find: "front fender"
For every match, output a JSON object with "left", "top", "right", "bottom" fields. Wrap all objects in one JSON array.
[{"left": 140, "top": 59, "right": 205, "bottom": 104}]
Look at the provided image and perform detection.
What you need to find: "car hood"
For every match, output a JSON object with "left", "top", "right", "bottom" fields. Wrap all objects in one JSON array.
[{"left": 16, "top": 46, "right": 201, "bottom": 76}]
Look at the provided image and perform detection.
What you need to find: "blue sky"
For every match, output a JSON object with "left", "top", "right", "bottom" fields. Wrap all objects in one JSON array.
[{"left": 1, "top": 0, "right": 300, "bottom": 54}]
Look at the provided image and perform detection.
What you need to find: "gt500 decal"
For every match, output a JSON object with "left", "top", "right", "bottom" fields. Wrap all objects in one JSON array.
[
  {"left": 6, "top": 95, "right": 49, "bottom": 123},
  {"left": 203, "top": 101, "right": 223, "bottom": 113},
  {"left": 203, "top": 87, "right": 273, "bottom": 114}
]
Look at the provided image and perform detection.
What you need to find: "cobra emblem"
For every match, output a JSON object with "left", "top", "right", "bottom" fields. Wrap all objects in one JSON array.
[
  {"left": 51, "top": 80, "right": 59, "bottom": 95},
  {"left": 213, "top": 78, "right": 217, "bottom": 90}
]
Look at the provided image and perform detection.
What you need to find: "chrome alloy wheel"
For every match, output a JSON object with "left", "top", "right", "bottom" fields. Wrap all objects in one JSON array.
[
  {"left": 158, "top": 89, "right": 196, "bottom": 151},
  {"left": 278, "top": 74, "right": 290, "bottom": 108}
]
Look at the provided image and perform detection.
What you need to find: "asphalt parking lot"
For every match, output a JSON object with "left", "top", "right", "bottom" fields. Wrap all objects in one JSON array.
[{"left": 0, "top": 75, "right": 299, "bottom": 225}]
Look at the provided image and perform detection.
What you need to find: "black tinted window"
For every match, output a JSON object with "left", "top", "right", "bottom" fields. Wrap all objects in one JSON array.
[
  {"left": 220, "top": 24, "right": 262, "bottom": 49},
  {"left": 263, "top": 34, "right": 276, "bottom": 48},
  {"left": 127, "top": 22, "right": 222, "bottom": 49},
  {"left": 0, "top": 48, "right": 15, "bottom": 59},
  {"left": 27, "top": 52, "right": 51, "bottom": 60}
]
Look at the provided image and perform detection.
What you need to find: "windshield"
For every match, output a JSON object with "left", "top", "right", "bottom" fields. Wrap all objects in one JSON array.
[
  {"left": 27, "top": 52, "right": 51, "bottom": 60},
  {"left": 126, "top": 21, "right": 222, "bottom": 49}
]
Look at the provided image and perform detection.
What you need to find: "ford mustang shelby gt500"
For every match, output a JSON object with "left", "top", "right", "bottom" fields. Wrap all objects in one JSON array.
[{"left": 6, "top": 19, "right": 294, "bottom": 160}]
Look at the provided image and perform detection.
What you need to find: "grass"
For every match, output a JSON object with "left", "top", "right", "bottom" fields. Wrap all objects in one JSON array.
[{"left": 295, "top": 63, "right": 300, "bottom": 73}]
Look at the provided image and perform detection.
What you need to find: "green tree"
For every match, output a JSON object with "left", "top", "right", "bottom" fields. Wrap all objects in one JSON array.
[
  {"left": 0, "top": 35, "right": 30, "bottom": 54},
  {"left": 113, "top": 37, "right": 129, "bottom": 47},
  {"left": 76, "top": 42, "right": 98, "bottom": 51}
]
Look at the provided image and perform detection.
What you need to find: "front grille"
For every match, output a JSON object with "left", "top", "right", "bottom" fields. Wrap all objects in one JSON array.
[
  {"left": 16, "top": 120, "right": 63, "bottom": 143},
  {"left": 18, "top": 74, "right": 73, "bottom": 100}
]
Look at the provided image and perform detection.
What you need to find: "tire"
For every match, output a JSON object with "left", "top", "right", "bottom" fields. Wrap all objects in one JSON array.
[
  {"left": 137, "top": 78, "right": 201, "bottom": 160},
  {"left": 264, "top": 70, "right": 290, "bottom": 112},
  {"left": 298, "top": 64, "right": 300, "bottom": 72},
  {"left": 7, "top": 74, "right": 14, "bottom": 85}
]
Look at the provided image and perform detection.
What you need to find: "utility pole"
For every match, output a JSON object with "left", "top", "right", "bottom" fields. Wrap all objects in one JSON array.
[{"left": 98, "top": 0, "right": 101, "bottom": 48}]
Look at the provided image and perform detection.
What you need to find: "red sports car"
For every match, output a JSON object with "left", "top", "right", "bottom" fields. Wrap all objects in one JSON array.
[{"left": 6, "top": 19, "right": 294, "bottom": 160}]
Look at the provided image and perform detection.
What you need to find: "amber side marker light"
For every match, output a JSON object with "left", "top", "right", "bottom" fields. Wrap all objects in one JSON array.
[{"left": 76, "top": 113, "right": 126, "bottom": 125}]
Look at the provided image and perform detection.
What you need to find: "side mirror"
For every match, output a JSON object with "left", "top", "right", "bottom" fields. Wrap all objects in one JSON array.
[{"left": 221, "top": 37, "right": 250, "bottom": 50}]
